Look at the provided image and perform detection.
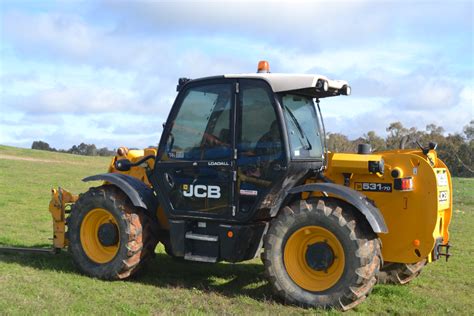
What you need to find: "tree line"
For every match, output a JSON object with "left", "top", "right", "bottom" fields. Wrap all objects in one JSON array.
[
  {"left": 326, "top": 121, "right": 473, "bottom": 177},
  {"left": 31, "top": 120, "right": 473, "bottom": 177},
  {"left": 31, "top": 141, "right": 115, "bottom": 157}
]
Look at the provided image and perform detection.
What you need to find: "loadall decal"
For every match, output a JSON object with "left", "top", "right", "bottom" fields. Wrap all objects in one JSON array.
[
  {"left": 355, "top": 182, "right": 392, "bottom": 192},
  {"left": 182, "top": 184, "right": 221, "bottom": 199}
]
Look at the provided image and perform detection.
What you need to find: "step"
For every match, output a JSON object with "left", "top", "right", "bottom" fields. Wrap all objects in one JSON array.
[
  {"left": 184, "top": 253, "right": 218, "bottom": 263},
  {"left": 185, "top": 232, "right": 219, "bottom": 242}
]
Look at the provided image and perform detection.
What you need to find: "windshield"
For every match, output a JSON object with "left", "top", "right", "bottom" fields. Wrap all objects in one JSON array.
[{"left": 281, "top": 94, "right": 324, "bottom": 159}]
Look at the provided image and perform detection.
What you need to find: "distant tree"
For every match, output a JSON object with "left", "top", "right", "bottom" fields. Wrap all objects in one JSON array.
[
  {"left": 421, "top": 124, "right": 445, "bottom": 146},
  {"left": 77, "top": 143, "right": 88, "bottom": 155},
  {"left": 327, "top": 133, "right": 354, "bottom": 152},
  {"left": 386, "top": 122, "right": 424, "bottom": 149},
  {"left": 363, "top": 131, "right": 386, "bottom": 152},
  {"left": 457, "top": 141, "right": 474, "bottom": 176},
  {"left": 437, "top": 134, "right": 466, "bottom": 176},
  {"left": 97, "top": 147, "right": 114, "bottom": 156},
  {"left": 68, "top": 145, "right": 79, "bottom": 155},
  {"left": 86, "top": 144, "right": 97, "bottom": 156},
  {"left": 72, "top": 143, "right": 95, "bottom": 156},
  {"left": 463, "top": 120, "right": 474, "bottom": 141},
  {"left": 31, "top": 141, "right": 56, "bottom": 151},
  {"left": 386, "top": 122, "right": 409, "bottom": 149}
]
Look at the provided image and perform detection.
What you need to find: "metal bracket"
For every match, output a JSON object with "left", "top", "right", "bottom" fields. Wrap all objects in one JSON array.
[{"left": 437, "top": 243, "right": 452, "bottom": 262}]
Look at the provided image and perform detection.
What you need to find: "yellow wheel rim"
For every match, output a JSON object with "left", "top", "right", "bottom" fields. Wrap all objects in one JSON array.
[
  {"left": 80, "top": 208, "right": 120, "bottom": 264},
  {"left": 284, "top": 226, "right": 345, "bottom": 292}
]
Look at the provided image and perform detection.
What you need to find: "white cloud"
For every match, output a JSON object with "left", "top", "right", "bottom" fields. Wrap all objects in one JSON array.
[
  {"left": 2, "top": 11, "right": 96, "bottom": 59},
  {"left": 323, "top": 84, "right": 472, "bottom": 139},
  {"left": 8, "top": 86, "right": 136, "bottom": 114}
]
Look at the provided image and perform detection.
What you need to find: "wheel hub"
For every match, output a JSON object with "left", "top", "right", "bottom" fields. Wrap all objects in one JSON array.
[
  {"left": 98, "top": 222, "right": 119, "bottom": 247},
  {"left": 284, "top": 225, "right": 345, "bottom": 291},
  {"left": 305, "top": 241, "right": 335, "bottom": 271}
]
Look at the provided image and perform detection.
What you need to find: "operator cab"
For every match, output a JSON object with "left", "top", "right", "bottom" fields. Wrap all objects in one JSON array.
[{"left": 152, "top": 61, "right": 351, "bottom": 225}]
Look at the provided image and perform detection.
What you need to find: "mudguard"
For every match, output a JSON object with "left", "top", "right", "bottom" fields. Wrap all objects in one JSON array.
[
  {"left": 287, "top": 183, "right": 388, "bottom": 234},
  {"left": 83, "top": 173, "right": 157, "bottom": 214}
]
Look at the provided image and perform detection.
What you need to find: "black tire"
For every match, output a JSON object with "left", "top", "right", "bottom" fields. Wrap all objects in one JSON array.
[
  {"left": 377, "top": 260, "right": 426, "bottom": 285},
  {"left": 68, "top": 185, "right": 158, "bottom": 280},
  {"left": 263, "top": 198, "right": 381, "bottom": 310}
]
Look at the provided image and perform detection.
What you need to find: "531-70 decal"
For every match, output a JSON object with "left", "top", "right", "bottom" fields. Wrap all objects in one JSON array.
[{"left": 355, "top": 182, "right": 392, "bottom": 192}]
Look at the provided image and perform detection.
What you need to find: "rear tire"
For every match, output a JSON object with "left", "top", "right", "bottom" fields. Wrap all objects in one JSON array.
[
  {"left": 68, "top": 185, "right": 158, "bottom": 280},
  {"left": 377, "top": 260, "right": 426, "bottom": 285},
  {"left": 263, "top": 198, "right": 381, "bottom": 310}
]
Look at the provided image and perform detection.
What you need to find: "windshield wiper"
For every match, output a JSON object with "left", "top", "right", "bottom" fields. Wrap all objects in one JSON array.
[{"left": 284, "top": 105, "right": 312, "bottom": 150}]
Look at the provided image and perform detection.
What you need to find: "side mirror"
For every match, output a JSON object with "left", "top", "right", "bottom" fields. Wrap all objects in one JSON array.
[{"left": 115, "top": 159, "right": 132, "bottom": 171}]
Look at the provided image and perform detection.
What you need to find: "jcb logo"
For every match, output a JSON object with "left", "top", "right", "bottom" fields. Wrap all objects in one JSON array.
[{"left": 182, "top": 184, "right": 221, "bottom": 199}]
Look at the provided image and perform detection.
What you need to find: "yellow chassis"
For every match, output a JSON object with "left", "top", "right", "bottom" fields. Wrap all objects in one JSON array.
[{"left": 47, "top": 147, "right": 451, "bottom": 265}]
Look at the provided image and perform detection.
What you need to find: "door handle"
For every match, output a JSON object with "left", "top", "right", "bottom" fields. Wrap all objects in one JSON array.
[{"left": 164, "top": 173, "right": 175, "bottom": 188}]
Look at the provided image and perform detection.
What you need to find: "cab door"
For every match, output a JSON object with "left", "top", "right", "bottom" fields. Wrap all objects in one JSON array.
[
  {"left": 153, "top": 80, "right": 236, "bottom": 219},
  {"left": 234, "top": 79, "right": 287, "bottom": 218}
]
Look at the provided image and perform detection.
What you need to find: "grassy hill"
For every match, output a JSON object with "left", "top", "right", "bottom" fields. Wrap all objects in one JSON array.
[{"left": 0, "top": 145, "right": 473, "bottom": 315}]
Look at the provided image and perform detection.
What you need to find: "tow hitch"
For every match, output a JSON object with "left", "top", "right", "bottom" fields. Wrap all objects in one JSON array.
[{"left": 437, "top": 243, "right": 452, "bottom": 262}]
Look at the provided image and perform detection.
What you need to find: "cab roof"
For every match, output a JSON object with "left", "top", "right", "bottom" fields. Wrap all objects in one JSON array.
[{"left": 224, "top": 73, "right": 350, "bottom": 98}]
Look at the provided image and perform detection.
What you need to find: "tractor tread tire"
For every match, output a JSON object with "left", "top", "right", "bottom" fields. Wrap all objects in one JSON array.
[
  {"left": 377, "top": 260, "right": 426, "bottom": 285},
  {"left": 263, "top": 198, "right": 381, "bottom": 310},
  {"left": 68, "top": 185, "right": 158, "bottom": 280}
]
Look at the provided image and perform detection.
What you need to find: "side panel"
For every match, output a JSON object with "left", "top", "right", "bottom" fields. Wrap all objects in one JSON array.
[{"left": 324, "top": 150, "right": 451, "bottom": 263}]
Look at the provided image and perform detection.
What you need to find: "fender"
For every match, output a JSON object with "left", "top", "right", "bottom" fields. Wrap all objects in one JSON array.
[
  {"left": 286, "top": 183, "right": 388, "bottom": 234},
  {"left": 83, "top": 173, "right": 157, "bottom": 214}
]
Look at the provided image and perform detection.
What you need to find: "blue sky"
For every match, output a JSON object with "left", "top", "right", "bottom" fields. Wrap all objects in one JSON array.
[{"left": 0, "top": 0, "right": 472, "bottom": 149}]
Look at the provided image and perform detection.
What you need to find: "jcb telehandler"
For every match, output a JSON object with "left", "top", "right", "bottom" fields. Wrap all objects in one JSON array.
[{"left": 3, "top": 61, "right": 453, "bottom": 310}]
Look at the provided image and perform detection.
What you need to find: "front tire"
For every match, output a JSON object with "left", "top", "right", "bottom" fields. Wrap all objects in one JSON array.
[
  {"left": 68, "top": 185, "right": 157, "bottom": 280},
  {"left": 263, "top": 198, "right": 381, "bottom": 310}
]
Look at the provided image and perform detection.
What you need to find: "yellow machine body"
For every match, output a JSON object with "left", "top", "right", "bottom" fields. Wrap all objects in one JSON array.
[
  {"left": 108, "top": 147, "right": 157, "bottom": 186},
  {"left": 320, "top": 149, "right": 452, "bottom": 264},
  {"left": 48, "top": 146, "right": 452, "bottom": 266}
]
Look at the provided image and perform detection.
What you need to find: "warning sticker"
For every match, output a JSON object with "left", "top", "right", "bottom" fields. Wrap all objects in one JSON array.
[{"left": 240, "top": 189, "right": 258, "bottom": 196}]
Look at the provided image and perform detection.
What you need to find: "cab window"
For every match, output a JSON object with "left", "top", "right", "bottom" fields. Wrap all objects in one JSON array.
[
  {"left": 165, "top": 83, "right": 232, "bottom": 160},
  {"left": 237, "top": 83, "right": 283, "bottom": 160},
  {"left": 281, "top": 94, "right": 323, "bottom": 159}
]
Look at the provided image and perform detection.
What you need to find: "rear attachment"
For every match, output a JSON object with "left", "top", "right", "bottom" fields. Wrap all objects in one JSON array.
[{"left": 0, "top": 187, "right": 77, "bottom": 255}]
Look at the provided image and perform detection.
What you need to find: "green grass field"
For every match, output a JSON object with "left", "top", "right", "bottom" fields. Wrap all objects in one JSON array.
[{"left": 0, "top": 144, "right": 473, "bottom": 315}]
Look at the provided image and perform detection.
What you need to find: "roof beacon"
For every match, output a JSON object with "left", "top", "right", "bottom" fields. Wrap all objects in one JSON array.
[{"left": 257, "top": 60, "right": 270, "bottom": 73}]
